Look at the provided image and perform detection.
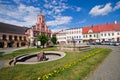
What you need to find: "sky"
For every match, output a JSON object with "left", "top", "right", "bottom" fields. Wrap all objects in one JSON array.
[{"left": 0, "top": 0, "right": 120, "bottom": 32}]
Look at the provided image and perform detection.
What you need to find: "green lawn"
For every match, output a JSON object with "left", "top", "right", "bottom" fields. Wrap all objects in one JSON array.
[
  {"left": 0, "top": 52, "right": 4, "bottom": 57},
  {"left": 0, "top": 47, "right": 111, "bottom": 80}
]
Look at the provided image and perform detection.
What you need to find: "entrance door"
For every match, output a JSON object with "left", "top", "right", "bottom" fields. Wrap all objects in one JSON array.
[
  {"left": 17, "top": 43, "right": 19, "bottom": 47},
  {"left": 117, "top": 38, "right": 120, "bottom": 41}
]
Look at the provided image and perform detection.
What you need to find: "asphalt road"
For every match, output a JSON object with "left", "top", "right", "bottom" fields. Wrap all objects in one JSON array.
[{"left": 86, "top": 45, "right": 120, "bottom": 80}]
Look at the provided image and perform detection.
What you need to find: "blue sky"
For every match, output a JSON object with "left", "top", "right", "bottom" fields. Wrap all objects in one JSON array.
[{"left": 0, "top": 0, "right": 120, "bottom": 32}]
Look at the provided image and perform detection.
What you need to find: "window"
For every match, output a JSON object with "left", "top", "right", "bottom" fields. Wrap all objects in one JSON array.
[
  {"left": 9, "top": 35, "right": 12, "bottom": 40},
  {"left": 104, "top": 33, "right": 106, "bottom": 36},
  {"left": 14, "top": 36, "right": 17, "bottom": 41},
  {"left": 108, "top": 33, "right": 110, "bottom": 36},
  {"left": 89, "top": 35, "right": 92, "bottom": 37},
  {"left": 83, "top": 35, "right": 85, "bottom": 38},
  {"left": 94, "top": 35, "right": 95, "bottom": 37},
  {"left": 117, "top": 32, "right": 119, "bottom": 35},
  {"left": 39, "top": 18, "right": 41, "bottom": 20},
  {"left": 19, "top": 36, "right": 22, "bottom": 40},
  {"left": 101, "top": 34, "right": 103, "bottom": 36},
  {"left": 112, "top": 33, "right": 114, "bottom": 36},
  {"left": 3, "top": 35, "right": 6, "bottom": 40}
]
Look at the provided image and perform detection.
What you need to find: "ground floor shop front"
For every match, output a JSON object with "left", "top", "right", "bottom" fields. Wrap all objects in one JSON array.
[{"left": 0, "top": 40, "right": 27, "bottom": 48}]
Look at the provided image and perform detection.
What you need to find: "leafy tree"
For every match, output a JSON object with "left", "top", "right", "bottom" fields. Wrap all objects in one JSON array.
[
  {"left": 51, "top": 36, "right": 57, "bottom": 44},
  {"left": 37, "top": 34, "right": 48, "bottom": 48}
]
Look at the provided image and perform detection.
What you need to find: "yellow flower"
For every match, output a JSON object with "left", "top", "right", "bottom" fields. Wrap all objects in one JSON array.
[
  {"left": 54, "top": 70, "right": 57, "bottom": 73},
  {"left": 38, "top": 77, "right": 41, "bottom": 80},
  {"left": 48, "top": 73, "right": 52, "bottom": 76}
]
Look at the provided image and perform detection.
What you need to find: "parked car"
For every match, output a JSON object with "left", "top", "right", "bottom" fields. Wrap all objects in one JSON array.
[
  {"left": 109, "top": 42, "right": 114, "bottom": 45},
  {"left": 109, "top": 42, "right": 120, "bottom": 46},
  {"left": 94, "top": 42, "right": 102, "bottom": 45},
  {"left": 87, "top": 42, "right": 101, "bottom": 45},
  {"left": 101, "top": 41, "right": 110, "bottom": 45},
  {"left": 113, "top": 42, "right": 120, "bottom": 46}
]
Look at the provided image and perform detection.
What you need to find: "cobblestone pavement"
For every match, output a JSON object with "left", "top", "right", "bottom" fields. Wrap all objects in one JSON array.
[
  {"left": 0, "top": 46, "right": 35, "bottom": 55},
  {"left": 86, "top": 45, "right": 120, "bottom": 80}
]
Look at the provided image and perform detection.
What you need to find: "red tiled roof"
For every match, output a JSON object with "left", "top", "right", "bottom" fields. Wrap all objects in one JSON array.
[
  {"left": 82, "top": 22, "right": 120, "bottom": 34},
  {"left": 114, "top": 22, "right": 120, "bottom": 31},
  {"left": 82, "top": 25, "right": 100, "bottom": 34},
  {"left": 98, "top": 24, "right": 115, "bottom": 32}
]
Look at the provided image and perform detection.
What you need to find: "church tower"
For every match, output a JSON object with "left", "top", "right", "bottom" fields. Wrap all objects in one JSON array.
[
  {"left": 37, "top": 14, "right": 45, "bottom": 24},
  {"left": 36, "top": 14, "right": 46, "bottom": 33}
]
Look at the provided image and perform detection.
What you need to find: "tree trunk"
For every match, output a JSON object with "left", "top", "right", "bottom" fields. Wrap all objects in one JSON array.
[{"left": 43, "top": 44, "right": 44, "bottom": 48}]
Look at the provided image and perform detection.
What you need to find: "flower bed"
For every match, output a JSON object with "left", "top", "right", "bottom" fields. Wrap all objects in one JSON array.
[{"left": 38, "top": 48, "right": 105, "bottom": 80}]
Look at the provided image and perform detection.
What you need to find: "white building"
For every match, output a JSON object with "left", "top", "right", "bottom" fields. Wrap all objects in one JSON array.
[
  {"left": 56, "top": 28, "right": 83, "bottom": 44},
  {"left": 56, "top": 30, "right": 66, "bottom": 44},
  {"left": 82, "top": 22, "right": 120, "bottom": 42}
]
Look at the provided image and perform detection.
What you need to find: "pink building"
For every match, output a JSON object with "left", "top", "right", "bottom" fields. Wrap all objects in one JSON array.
[{"left": 26, "top": 14, "right": 51, "bottom": 46}]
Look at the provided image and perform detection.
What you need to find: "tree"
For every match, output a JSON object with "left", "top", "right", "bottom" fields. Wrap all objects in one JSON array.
[
  {"left": 51, "top": 36, "right": 57, "bottom": 44},
  {"left": 37, "top": 34, "right": 48, "bottom": 48}
]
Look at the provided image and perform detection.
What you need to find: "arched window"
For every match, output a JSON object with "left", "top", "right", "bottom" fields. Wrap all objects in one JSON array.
[
  {"left": 14, "top": 36, "right": 17, "bottom": 41},
  {"left": 3, "top": 35, "right": 6, "bottom": 40},
  {"left": 9, "top": 35, "right": 12, "bottom": 40}
]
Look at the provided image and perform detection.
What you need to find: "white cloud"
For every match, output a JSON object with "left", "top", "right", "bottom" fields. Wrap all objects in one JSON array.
[
  {"left": 43, "top": 0, "right": 69, "bottom": 16},
  {"left": 0, "top": 4, "right": 40, "bottom": 27},
  {"left": 113, "top": 1, "right": 120, "bottom": 11},
  {"left": 13, "top": 0, "right": 21, "bottom": 4},
  {"left": 43, "top": 0, "right": 80, "bottom": 17},
  {"left": 78, "top": 19, "right": 86, "bottom": 24},
  {"left": 0, "top": 0, "right": 81, "bottom": 29},
  {"left": 76, "top": 7, "right": 81, "bottom": 12},
  {"left": 46, "top": 16, "right": 72, "bottom": 26},
  {"left": 89, "top": 3, "right": 112, "bottom": 16},
  {"left": 51, "top": 26, "right": 68, "bottom": 32}
]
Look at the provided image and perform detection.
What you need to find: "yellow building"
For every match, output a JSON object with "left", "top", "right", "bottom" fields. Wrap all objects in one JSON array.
[{"left": 0, "top": 22, "right": 28, "bottom": 48}]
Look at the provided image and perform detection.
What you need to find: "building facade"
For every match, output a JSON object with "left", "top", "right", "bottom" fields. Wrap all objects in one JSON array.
[
  {"left": 26, "top": 14, "right": 51, "bottom": 46},
  {"left": 56, "top": 22, "right": 120, "bottom": 44},
  {"left": 83, "top": 22, "right": 120, "bottom": 42},
  {"left": 0, "top": 22, "right": 28, "bottom": 48},
  {"left": 56, "top": 28, "right": 83, "bottom": 44}
]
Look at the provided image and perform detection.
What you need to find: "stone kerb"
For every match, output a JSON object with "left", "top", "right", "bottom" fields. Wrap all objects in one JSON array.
[{"left": 8, "top": 51, "right": 66, "bottom": 65}]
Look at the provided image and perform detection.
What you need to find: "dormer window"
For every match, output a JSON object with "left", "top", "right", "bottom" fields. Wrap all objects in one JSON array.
[{"left": 88, "top": 29, "right": 93, "bottom": 33}]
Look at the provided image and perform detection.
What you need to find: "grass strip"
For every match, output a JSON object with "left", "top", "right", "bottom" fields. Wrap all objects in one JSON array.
[{"left": 38, "top": 48, "right": 110, "bottom": 80}]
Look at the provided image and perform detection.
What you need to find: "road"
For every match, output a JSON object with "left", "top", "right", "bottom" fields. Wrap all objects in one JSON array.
[{"left": 86, "top": 45, "right": 120, "bottom": 80}]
